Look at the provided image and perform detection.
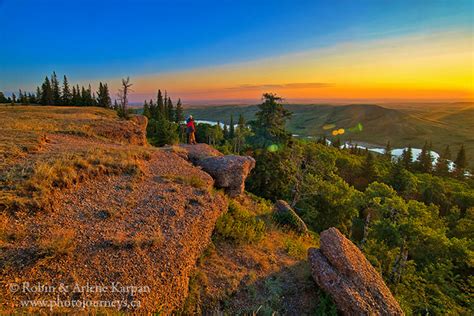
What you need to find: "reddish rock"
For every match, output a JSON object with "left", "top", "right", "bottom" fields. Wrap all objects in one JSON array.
[
  {"left": 308, "top": 227, "right": 404, "bottom": 315},
  {"left": 198, "top": 155, "right": 255, "bottom": 197},
  {"left": 179, "top": 144, "right": 255, "bottom": 197}
]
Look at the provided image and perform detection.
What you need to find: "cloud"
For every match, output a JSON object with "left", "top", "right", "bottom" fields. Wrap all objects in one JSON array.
[{"left": 226, "top": 82, "right": 333, "bottom": 91}]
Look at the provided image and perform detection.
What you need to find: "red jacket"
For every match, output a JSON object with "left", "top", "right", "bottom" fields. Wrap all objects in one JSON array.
[{"left": 186, "top": 119, "right": 195, "bottom": 132}]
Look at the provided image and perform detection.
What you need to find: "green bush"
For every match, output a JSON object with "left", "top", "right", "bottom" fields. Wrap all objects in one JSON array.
[{"left": 214, "top": 200, "right": 266, "bottom": 244}]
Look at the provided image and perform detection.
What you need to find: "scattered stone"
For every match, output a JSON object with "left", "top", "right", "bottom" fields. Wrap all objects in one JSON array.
[
  {"left": 273, "top": 200, "right": 308, "bottom": 235},
  {"left": 308, "top": 227, "right": 404, "bottom": 316}
]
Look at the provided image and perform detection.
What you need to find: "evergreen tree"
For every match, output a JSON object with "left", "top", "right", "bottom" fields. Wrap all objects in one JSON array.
[
  {"left": 36, "top": 86, "right": 42, "bottom": 103},
  {"left": 11, "top": 93, "right": 16, "bottom": 105},
  {"left": 40, "top": 76, "right": 53, "bottom": 105},
  {"left": 0, "top": 91, "right": 6, "bottom": 103},
  {"left": 416, "top": 141, "right": 433, "bottom": 173},
  {"left": 251, "top": 93, "right": 292, "bottom": 147},
  {"left": 61, "top": 75, "right": 72, "bottom": 105},
  {"left": 148, "top": 99, "right": 156, "bottom": 118},
  {"left": 81, "top": 86, "right": 87, "bottom": 106},
  {"left": 229, "top": 115, "right": 235, "bottom": 138},
  {"left": 96, "top": 82, "right": 111, "bottom": 108},
  {"left": 18, "top": 89, "right": 24, "bottom": 104},
  {"left": 143, "top": 100, "right": 151, "bottom": 118},
  {"left": 28, "top": 92, "right": 35, "bottom": 104},
  {"left": 51, "top": 71, "right": 61, "bottom": 105},
  {"left": 401, "top": 145, "right": 413, "bottom": 171},
  {"left": 363, "top": 151, "right": 378, "bottom": 183},
  {"left": 435, "top": 145, "right": 451, "bottom": 176},
  {"left": 167, "top": 97, "right": 174, "bottom": 121},
  {"left": 384, "top": 141, "right": 392, "bottom": 160},
  {"left": 238, "top": 113, "right": 245, "bottom": 128},
  {"left": 454, "top": 145, "right": 467, "bottom": 177},
  {"left": 175, "top": 98, "right": 184, "bottom": 123},
  {"left": 156, "top": 90, "right": 164, "bottom": 119}
]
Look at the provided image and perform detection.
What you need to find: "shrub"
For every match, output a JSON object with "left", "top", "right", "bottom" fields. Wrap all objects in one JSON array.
[{"left": 214, "top": 200, "right": 266, "bottom": 244}]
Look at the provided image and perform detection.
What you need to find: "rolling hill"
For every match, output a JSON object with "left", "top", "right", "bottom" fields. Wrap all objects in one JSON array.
[{"left": 184, "top": 103, "right": 474, "bottom": 166}]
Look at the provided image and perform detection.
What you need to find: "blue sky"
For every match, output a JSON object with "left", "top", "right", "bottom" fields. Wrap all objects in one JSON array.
[{"left": 0, "top": 0, "right": 472, "bottom": 102}]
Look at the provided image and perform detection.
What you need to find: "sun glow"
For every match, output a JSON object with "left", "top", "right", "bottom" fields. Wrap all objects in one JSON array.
[{"left": 126, "top": 30, "right": 473, "bottom": 102}]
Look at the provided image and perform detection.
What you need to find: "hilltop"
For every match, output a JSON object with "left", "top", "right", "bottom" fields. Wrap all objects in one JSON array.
[{"left": 0, "top": 105, "right": 323, "bottom": 313}]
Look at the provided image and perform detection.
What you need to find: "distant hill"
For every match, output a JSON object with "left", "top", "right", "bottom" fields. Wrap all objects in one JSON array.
[{"left": 185, "top": 102, "right": 474, "bottom": 167}]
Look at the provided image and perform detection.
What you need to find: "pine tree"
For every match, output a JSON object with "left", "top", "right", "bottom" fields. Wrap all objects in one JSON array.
[
  {"left": 143, "top": 100, "right": 151, "bottom": 118},
  {"left": 167, "top": 97, "right": 174, "bottom": 121},
  {"left": 384, "top": 141, "right": 392, "bottom": 160},
  {"left": 454, "top": 145, "right": 467, "bottom": 177},
  {"left": 62, "top": 75, "right": 71, "bottom": 105},
  {"left": 40, "top": 76, "right": 53, "bottom": 105},
  {"left": 435, "top": 145, "right": 451, "bottom": 176},
  {"left": 416, "top": 141, "right": 433, "bottom": 173},
  {"left": 51, "top": 71, "right": 61, "bottom": 105},
  {"left": 11, "top": 93, "right": 16, "bottom": 105},
  {"left": 175, "top": 98, "right": 184, "bottom": 123},
  {"left": 156, "top": 90, "right": 164, "bottom": 119},
  {"left": 229, "top": 115, "right": 235, "bottom": 138},
  {"left": 149, "top": 99, "right": 156, "bottom": 118},
  {"left": 363, "top": 151, "right": 377, "bottom": 183},
  {"left": 36, "top": 86, "right": 42, "bottom": 103},
  {"left": 238, "top": 113, "right": 245, "bottom": 128},
  {"left": 18, "top": 89, "right": 24, "bottom": 104},
  {"left": 401, "top": 145, "right": 413, "bottom": 170},
  {"left": 0, "top": 91, "right": 6, "bottom": 103},
  {"left": 96, "top": 82, "right": 111, "bottom": 108}
]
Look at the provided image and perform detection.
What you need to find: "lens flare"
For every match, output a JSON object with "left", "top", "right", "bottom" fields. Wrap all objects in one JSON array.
[{"left": 267, "top": 144, "right": 279, "bottom": 152}]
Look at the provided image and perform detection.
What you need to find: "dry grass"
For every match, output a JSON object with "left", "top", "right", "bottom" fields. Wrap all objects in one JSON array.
[
  {"left": 0, "top": 105, "right": 152, "bottom": 214},
  {"left": 37, "top": 228, "right": 76, "bottom": 258},
  {"left": 106, "top": 227, "right": 164, "bottom": 249},
  {"left": 162, "top": 174, "right": 208, "bottom": 189}
]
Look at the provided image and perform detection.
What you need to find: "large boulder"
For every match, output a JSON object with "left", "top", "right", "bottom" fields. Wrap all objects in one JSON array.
[
  {"left": 273, "top": 200, "right": 308, "bottom": 235},
  {"left": 197, "top": 155, "right": 255, "bottom": 197},
  {"left": 179, "top": 144, "right": 255, "bottom": 197},
  {"left": 308, "top": 227, "right": 404, "bottom": 315}
]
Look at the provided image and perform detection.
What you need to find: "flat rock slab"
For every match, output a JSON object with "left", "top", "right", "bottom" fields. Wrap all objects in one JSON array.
[{"left": 308, "top": 227, "right": 404, "bottom": 315}]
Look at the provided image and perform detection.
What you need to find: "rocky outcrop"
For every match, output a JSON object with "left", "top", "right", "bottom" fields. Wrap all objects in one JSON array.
[
  {"left": 273, "top": 200, "right": 308, "bottom": 235},
  {"left": 180, "top": 144, "right": 255, "bottom": 197},
  {"left": 93, "top": 114, "right": 148, "bottom": 145},
  {"left": 308, "top": 227, "right": 404, "bottom": 316}
]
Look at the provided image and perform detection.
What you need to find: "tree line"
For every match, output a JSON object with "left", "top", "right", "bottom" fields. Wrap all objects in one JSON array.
[{"left": 0, "top": 72, "right": 112, "bottom": 108}]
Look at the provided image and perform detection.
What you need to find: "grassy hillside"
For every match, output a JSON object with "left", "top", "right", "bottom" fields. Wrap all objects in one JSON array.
[{"left": 185, "top": 102, "right": 474, "bottom": 166}]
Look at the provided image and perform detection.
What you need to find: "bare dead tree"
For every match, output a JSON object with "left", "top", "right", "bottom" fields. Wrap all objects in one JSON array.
[{"left": 117, "top": 77, "right": 133, "bottom": 118}]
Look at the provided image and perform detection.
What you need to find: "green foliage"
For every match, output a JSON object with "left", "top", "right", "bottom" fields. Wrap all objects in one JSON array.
[
  {"left": 214, "top": 200, "right": 266, "bottom": 244},
  {"left": 147, "top": 118, "right": 179, "bottom": 146},
  {"left": 195, "top": 122, "right": 224, "bottom": 145},
  {"left": 249, "top": 93, "right": 292, "bottom": 147},
  {"left": 314, "top": 290, "right": 338, "bottom": 316}
]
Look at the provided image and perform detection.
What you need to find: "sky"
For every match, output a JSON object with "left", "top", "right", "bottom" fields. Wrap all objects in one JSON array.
[{"left": 0, "top": 0, "right": 473, "bottom": 104}]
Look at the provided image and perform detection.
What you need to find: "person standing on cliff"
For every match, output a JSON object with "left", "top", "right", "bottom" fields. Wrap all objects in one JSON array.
[{"left": 186, "top": 115, "right": 197, "bottom": 145}]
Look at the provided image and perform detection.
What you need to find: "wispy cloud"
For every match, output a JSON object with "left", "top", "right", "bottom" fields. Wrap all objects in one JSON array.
[{"left": 226, "top": 82, "right": 333, "bottom": 91}]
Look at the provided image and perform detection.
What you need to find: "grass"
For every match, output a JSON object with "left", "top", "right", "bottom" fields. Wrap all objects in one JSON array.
[
  {"left": 162, "top": 174, "right": 208, "bottom": 189},
  {"left": 37, "top": 228, "right": 76, "bottom": 258},
  {"left": 0, "top": 105, "right": 153, "bottom": 214},
  {"left": 106, "top": 228, "right": 164, "bottom": 249},
  {"left": 214, "top": 200, "right": 266, "bottom": 244}
]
